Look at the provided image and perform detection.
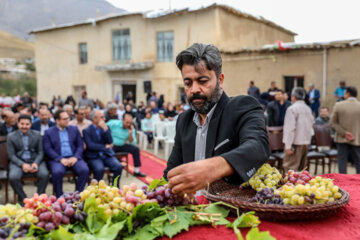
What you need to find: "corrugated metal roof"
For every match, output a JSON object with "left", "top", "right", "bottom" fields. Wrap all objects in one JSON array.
[
  {"left": 222, "top": 39, "right": 360, "bottom": 54},
  {"left": 95, "top": 62, "right": 154, "bottom": 71},
  {"left": 29, "top": 4, "right": 296, "bottom": 36}
]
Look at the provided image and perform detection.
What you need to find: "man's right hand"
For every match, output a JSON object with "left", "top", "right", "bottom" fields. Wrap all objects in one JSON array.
[
  {"left": 60, "top": 158, "right": 69, "bottom": 167},
  {"left": 345, "top": 132, "right": 355, "bottom": 141},
  {"left": 22, "top": 163, "right": 32, "bottom": 173},
  {"left": 99, "top": 120, "right": 108, "bottom": 131}
]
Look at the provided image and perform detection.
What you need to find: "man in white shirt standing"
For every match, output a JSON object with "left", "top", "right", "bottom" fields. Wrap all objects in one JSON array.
[{"left": 283, "top": 87, "right": 314, "bottom": 172}]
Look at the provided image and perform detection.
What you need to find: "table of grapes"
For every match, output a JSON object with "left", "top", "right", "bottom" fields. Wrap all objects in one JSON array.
[{"left": 0, "top": 166, "right": 358, "bottom": 240}]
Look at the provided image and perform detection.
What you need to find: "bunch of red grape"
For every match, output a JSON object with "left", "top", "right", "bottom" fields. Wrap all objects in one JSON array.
[
  {"left": 248, "top": 187, "right": 284, "bottom": 205},
  {"left": 284, "top": 170, "right": 312, "bottom": 185},
  {"left": 0, "top": 217, "right": 31, "bottom": 239},
  {"left": 23, "top": 193, "right": 84, "bottom": 231},
  {"left": 145, "top": 184, "right": 198, "bottom": 207},
  {"left": 60, "top": 192, "right": 87, "bottom": 223}
]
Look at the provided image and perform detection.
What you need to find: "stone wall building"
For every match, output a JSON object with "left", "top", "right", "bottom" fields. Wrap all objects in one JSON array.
[{"left": 30, "top": 4, "right": 295, "bottom": 104}]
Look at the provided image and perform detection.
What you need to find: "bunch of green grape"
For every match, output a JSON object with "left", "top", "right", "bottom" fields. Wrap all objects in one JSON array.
[
  {"left": 246, "top": 163, "right": 283, "bottom": 191},
  {"left": 275, "top": 176, "right": 342, "bottom": 205}
]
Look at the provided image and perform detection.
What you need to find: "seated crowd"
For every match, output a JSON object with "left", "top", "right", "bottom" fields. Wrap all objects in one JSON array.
[{"left": 0, "top": 93, "right": 182, "bottom": 205}]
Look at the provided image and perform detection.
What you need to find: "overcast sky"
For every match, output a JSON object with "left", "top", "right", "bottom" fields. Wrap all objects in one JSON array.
[{"left": 106, "top": 0, "right": 360, "bottom": 43}]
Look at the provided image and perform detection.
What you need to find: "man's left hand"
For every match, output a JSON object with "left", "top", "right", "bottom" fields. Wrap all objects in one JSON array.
[
  {"left": 285, "top": 149, "right": 294, "bottom": 155},
  {"left": 167, "top": 157, "right": 234, "bottom": 195},
  {"left": 68, "top": 157, "right": 78, "bottom": 167},
  {"left": 30, "top": 163, "right": 38, "bottom": 173}
]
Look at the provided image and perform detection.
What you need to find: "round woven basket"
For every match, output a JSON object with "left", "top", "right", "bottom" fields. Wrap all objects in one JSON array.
[{"left": 205, "top": 180, "right": 350, "bottom": 221}]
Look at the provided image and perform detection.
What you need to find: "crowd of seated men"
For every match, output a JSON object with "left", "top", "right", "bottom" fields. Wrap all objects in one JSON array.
[
  {"left": 2, "top": 108, "right": 147, "bottom": 204},
  {"left": 0, "top": 91, "right": 189, "bottom": 205}
]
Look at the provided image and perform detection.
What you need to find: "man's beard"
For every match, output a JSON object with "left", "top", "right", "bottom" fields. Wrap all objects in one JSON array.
[{"left": 188, "top": 81, "right": 222, "bottom": 114}]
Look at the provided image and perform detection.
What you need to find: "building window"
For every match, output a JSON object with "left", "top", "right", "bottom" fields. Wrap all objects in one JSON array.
[
  {"left": 79, "top": 43, "right": 87, "bottom": 64},
  {"left": 112, "top": 29, "right": 131, "bottom": 62},
  {"left": 157, "top": 31, "right": 174, "bottom": 62}
]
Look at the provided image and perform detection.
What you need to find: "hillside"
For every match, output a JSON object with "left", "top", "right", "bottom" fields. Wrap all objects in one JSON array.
[{"left": 0, "top": 0, "right": 126, "bottom": 41}]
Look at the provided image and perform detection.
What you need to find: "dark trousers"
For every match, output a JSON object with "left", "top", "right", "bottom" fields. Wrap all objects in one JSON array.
[
  {"left": 144, "top": 132, "right": 153, "bottom": 144},
  {"left": 9, "top": 162, "right": 49, "bottom": 204},
  {"left": 337, "top": 143, "right": 360, "bottom": 174},
  {"left": 87, "top": 156, "right": 123, "bottom": 185},
  {"left": 113, "top": 144, "right": 141, "bottom": 167},
  {"left": 48, "top": 159, "right": 89, "bottom": 197}
]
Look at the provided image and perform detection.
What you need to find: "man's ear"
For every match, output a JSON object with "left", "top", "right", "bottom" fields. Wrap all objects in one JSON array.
[{"left": 218, "top": 73, "right": 224, "bottom": 89}]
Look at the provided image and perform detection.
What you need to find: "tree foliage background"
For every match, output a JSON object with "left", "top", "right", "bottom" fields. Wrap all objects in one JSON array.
[{"left": 0, "top": 75, "right": 36, "bottom": 97}]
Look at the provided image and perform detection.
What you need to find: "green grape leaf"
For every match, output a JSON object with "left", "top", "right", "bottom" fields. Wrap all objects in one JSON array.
[
  {"left": 204, "top": 204, "right": 230, "bottom": 217},
  {"left": 86, "top": 207, "right": 107, "bottom": 234},
  {"left": 246, "top": 227, "right": 275, "bottom": 240},
  {"left": 26, "top": 223, "right": 47, "bottom": 238},
  {"left": 124, "top": 224, "right": 160, "bottom": 240},
  {"left": 112, "top": 175, "right": 121, "bottom": 188},
  {"left": 84, "top": 197, "right": 97, "bottom": 213},
  {"left": 94, "top": 218, "right": 126, "bottom": 240},
  {"left": 228, "top": 212, "right": 260, "bottom": 229},
  {"left": 50, "top": 226, "right": 74, "bottom": 240},
  {"left": 111, "top": 210, "right": 129, "bottom": 223},
  {"left": 163, "top": 211, "right": 192, "bottom": 238},
  {"left": 127, "top": 202, "right": 163, "bottom": 233},
  {"left": 150, "top": 214, "right": 168, "bottom": 235},
  {"left": 148, "top": 177, "right": 168, "bottom": 191},
  {"left": 73, "top": 233, "right": 96, "bottom": 240}
]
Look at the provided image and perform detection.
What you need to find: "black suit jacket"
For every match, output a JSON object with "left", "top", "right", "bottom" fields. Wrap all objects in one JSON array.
[
  {"left": 266, "top": 100, "right": 291, "bottom": 126},
  {"left": 0, "top": 123, "right": 18, "bottom": 136},
  {"left": 164, "top": 93, "right": 270, "bottom": 185},
  {"left": 83, "top": 125, "right": 115, "bottom": 160},
  {"left": 31, "top": 120, "right": 55, "bottom": 132}
]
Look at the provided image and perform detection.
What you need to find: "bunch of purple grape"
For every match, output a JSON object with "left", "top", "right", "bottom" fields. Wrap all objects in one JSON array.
[
  {"left": 60, "top": 191, "right": 81, "bottom": 204},
  {"left": 248, "top": 187, "right": 284, "bottom": 205},
  {"left": 36, "top": 200, "right": 74, "bottom": 231},
  {"left": 60, "top": 192, "right": 87, "bottom": 223},
  {"left": 145, "top": 184, "right": 198, "bottom": 207},
  {"left": 0, "top": 217, "right": 30, "bottom": 239}
]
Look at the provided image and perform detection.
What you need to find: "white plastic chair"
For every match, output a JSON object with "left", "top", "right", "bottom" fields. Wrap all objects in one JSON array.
[
  {"left": 153, "top": 121, "right": 167, "bottom": 156},
  {"left": 137, "top": 131, "right": 146, "bottom": 149},
  {"left": 164, "top": 121, "right": 176, "bottom": 160}
]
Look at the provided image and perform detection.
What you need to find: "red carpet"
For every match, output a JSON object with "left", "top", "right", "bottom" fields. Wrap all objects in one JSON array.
[{"left": 121, "top": 150, "right": 167, "bottom": 185}]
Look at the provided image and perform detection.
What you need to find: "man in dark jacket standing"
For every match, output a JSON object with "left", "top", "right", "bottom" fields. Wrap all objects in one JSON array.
[
  {"left": 83, "top": 110, "right": 123, "bottom": 185},
  {"left": 266, "top": 90, "right": 291, "bottom": 127},
  {"left": 164, "top": 43, "right": 269, "bottom": 195}
]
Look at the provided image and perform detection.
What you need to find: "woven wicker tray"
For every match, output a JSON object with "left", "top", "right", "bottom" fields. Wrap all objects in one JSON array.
[{"left": 205, "top": 180, "right": 350, "bottom": 221}]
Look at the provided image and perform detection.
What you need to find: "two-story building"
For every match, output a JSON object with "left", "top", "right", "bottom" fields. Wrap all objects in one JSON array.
[{"left": 30, "top": 4, "right": 295, "bottom": 104}]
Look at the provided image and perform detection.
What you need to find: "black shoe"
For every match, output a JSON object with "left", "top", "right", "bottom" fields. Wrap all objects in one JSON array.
[{"left": 133, "top": 171, "right": 146, "bottom": 177}]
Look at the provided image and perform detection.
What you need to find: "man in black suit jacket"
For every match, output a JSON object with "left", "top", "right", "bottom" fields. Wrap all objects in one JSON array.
[
  {"left": 7, "top": 114, "right": 48, "bottom": 204},
  {"left": 31, "top": 108, "right": 55, "bottom": 136},
  {"left": 164, "top": 43, "right": 269, "bottom": 195},
  {"left": 83, "top": 110, "right": 123, "bottom": 185},
  {"left": 266, "top": 89, "right": 291, "bottom": 126},
  {"left": 0, "top": 110, "right": 18, "bottom": 136}
]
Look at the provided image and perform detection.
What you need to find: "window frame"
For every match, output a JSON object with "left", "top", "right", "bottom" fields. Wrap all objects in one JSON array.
[
  {"left": 156, "top": 31, "right": 174, "bottom": 62},
  {"left": 79, "top": 42, "right": 88, "bottom": 64}
]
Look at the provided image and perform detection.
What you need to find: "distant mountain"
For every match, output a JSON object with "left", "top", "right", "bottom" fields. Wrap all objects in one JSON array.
[
  {"left": 0, "top": 29, "right": 34, "bottom": 60},
  {"left": 0, "top": 0, "right": 126, "bottom": 41}
]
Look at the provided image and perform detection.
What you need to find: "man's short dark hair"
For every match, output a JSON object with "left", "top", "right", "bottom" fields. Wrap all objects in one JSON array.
[
  {"left": 176, "top": 43, "right": 222, "bottom": 78},
  {"left": 250, "top": 81, "right": 254, "bottom": 85},
  {"left": 54, "top": 109, "right": 66, "bottom": 120},
  {"left": 276, "top": 89, "right": 285, "bottom": 94},
  {"left": 122, "top": 112, "right": 133, "bottom": 120},
  {"left": 18, "top": 114, "right": 32, "bottom": 123},
  {"left": 346, "top": 86, "right": 357, "bottom": 97}
]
